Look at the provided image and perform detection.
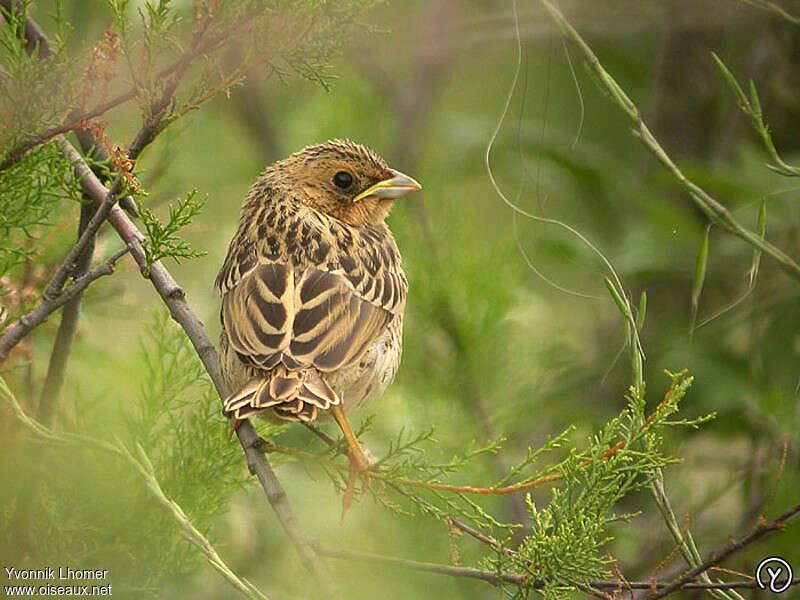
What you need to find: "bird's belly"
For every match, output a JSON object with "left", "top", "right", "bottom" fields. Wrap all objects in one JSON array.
[{"left": 318, "top": 316, "right": 403, "bottom": 422}]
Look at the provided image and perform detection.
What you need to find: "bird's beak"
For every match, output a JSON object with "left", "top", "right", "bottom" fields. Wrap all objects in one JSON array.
[{"left": 352, "top": 168, "right": 422, "bottom": 203}]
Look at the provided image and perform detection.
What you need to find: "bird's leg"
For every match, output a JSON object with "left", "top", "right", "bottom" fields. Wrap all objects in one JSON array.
[
  {"left": 330, "top": 404, "right": 376, "bottom": 516},
  {"left": 330, "top": 404, "right": 375, "bottom": 471}
]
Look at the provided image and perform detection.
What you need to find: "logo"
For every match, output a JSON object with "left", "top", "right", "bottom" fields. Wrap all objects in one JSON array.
[{"left": 756, "top": 557, "right": 793, "bottom": 594}]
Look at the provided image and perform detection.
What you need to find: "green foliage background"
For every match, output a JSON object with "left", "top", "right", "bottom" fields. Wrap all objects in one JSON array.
[{"left": 2, "top": 1, "right": 799, "bottom": 598}]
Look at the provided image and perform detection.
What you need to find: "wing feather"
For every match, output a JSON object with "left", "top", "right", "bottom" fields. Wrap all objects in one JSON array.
[{"left": 222, "top": 260, "right": 397, "bottom": 375}]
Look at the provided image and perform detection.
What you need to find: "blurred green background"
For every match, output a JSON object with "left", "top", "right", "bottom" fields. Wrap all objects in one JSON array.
[{"left": 2, "top": 1, "right": 800, "bottom": 598}]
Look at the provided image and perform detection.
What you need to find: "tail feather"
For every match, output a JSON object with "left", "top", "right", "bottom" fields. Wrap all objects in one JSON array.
[
  {"left": 254, "top": 384, "right": 284, "bottom": 408},
  {"left": 269, "top": 369, "right": 302, "bottom": 401},
  {"left": 223, "top": 380, "right": 259, "bottom": 412},
  {"left": 222, "top": 365, "right": 340, "bottom": 425},
  {"left": 301, "top": 370, "right": 338, "bottom": 410},
  {"left": 275, "top": 401, "right": 318, "bottom": 423}
]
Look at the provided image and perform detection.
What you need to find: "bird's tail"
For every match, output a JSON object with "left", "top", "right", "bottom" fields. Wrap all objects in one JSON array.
[{"left": 223, "top": 365, "right": 339, "bottom": 424}]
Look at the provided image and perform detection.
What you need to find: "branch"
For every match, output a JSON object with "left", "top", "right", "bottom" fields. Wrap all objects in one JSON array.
[
  {"left": 6, "top": 369, "right": 796, "bottom": 600},
  {"left": 535, "top": 5, "right": 792, "bottom": 599},
  {"left": 42, "top": 142, "right": 122, "bottom": 299},
  {"left": 644, "top": 501, "right": 800, "bottom": 600},
  {"left": 0, "top": 1, "right": 137, "bottom": 214},
  {"left": 2, "top": 9, "right": 336, "bottom": 591},
  {"left": 119, "top": 441, "right": 270, "bottom": 600},
  {"left": 312, "top": 542, "right": 799, "bottom": 595},
  {"left": 74, "top": 128, "right": 138, "bottom": 216},
  {"left": 312, "top": 540, "right": 528, "bottom": 587},
  {"left": 0, "top": 246, "right": 129, "bottom": 362},
  {"left": 36, "top": 199, "right": 96, "bottom": 425},
  {"left": 539, "top": 0, "right": 800, "bottom": 284}
]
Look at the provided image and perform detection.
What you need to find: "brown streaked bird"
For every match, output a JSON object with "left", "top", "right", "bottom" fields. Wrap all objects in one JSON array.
[{"left": 215, "top": 140, "right": 421, "bottom": 487}]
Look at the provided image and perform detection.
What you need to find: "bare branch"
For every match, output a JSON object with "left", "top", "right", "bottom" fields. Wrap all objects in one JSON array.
[
  {"left": 312, "top": 541, "right": 799, "bottom": 594},
  {"left": 36, "top": 199, "right": 96, "bottom": 425},
  {"left": 74, "top": 128, "right": 138, "bottom": 216},
  {"left": 312, "top": 541, "right": 529, "bottom": 587},
  {"left": 0, "top": 246, "right": 129, "bottom": 362},
  {"left": 0, "top": 2, "right": 222, "bottom": 361},
  {"left": 644, "top": 501, "right": 800, "bottom": 600},
  {"left": 742, "top": 0, "right": 800, "bottom": 25},
  {"left": 253, "top": 390, "right": 673, "bottom": 496}
]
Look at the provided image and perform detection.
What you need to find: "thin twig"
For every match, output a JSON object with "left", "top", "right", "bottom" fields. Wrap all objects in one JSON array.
[
  {"left": 312, "top": 540, "right": 529, "bottom": 587},
  {"left": 312, "top": 541, "right": 799, "bottom": 594},
  {"left": 0, "top": 247, "right": 129, "bottom": 362},
  {"left": 0, "top": 2, "right": 219, "bottom": 359},
  {"left": 535, "top": 6, "right": 784, "bottom": 600},
  {"left": 74, "top": 128, "right": 138, "bottom": 216},
  {"left": 644, "top": 501, "right": 800, "bottom": 600},
  {"left": 4, "top": 3, "right": 115, "bottom": 544},
  {"left": 742, "top": 0, "right": 800, "bottom": 25},
  {"left": 4, "top": 14, "right": 335, "bottom": 591},
  {"left": 43, "top": 140, "right": 121, "bottom": 300},
  {"left": 172, "top": 54, "right": 271, "bottom": 121},
  {"left": 36, "top": 199, "right": 96, "bottom": 425}
]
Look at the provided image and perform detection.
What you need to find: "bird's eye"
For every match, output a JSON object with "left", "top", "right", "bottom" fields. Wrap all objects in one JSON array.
[{"left": 332, "top": 171, "right": 353, "bottom": 189}]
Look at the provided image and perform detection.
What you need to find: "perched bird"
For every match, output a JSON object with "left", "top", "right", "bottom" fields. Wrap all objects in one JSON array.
[{"left": 215, "top": 140, "right": 421, "bottom": 482}]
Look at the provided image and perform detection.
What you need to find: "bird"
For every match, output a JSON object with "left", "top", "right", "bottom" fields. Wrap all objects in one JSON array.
[{"left": 215, "top": 139, "right": 421, "bottom": 492}]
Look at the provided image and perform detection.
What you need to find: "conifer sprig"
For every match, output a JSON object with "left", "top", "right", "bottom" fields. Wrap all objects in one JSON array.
[{"left": 140, "top": 189, "right": 207, "bottom": 274}]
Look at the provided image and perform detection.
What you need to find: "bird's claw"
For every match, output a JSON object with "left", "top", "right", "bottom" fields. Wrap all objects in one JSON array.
[
  {"left": 340, "top": 446, "right": 378, "bottom": 521},
  {"left": 348, "top": 446, "right": 378, "bottom": 474}
]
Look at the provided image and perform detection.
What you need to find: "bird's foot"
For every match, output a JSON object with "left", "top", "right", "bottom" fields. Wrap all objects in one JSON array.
[
  {"left": 341, "top": 445, "right": 378, "bottom": 521},
  {"left": 348, "top": 445, "right": 378, "bottom": 474}
]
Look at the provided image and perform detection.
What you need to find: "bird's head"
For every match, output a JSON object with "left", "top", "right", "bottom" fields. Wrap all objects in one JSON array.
[{"left": 267, "top": 140, "right": 421, "bottom": 227}]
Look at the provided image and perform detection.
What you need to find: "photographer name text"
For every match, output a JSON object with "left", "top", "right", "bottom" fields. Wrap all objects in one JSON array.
[{"left": 4, "top": 567, "right": 111, "bottom": 597}]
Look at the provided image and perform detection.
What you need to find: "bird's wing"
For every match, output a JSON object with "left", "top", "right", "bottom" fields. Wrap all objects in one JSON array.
[
  {"left": 215, "top": 237, "right": 256, "bottom": 296},
  {"left": 221, "top": 256, "right": 400, "bottom": 374}
]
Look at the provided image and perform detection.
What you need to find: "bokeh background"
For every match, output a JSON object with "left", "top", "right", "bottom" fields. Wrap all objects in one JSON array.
[{"left": 2, "top": 1, "right": 800, "bottom": 598}]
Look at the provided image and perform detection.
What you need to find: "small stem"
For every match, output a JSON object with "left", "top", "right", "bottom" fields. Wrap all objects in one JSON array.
[
  {"left": 257, "top": 393, "right": 670, "bottom": 495},
  {"left": 0, "top": 247, "right": 129, "bottom": 362},
  {"left": 313, "top": 541, "right": 799, "bottom": 594},
  {"left": 644, "top": 501, "right": 800, "bottom": 600}
]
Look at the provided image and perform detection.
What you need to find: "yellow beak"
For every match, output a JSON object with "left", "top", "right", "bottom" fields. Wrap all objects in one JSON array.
[{"left": 352, "top": 168, "right": 422, "bottom": 203}]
